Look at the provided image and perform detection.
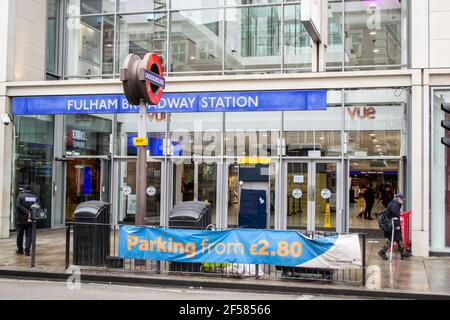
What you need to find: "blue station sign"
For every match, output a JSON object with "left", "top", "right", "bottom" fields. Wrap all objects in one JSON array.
[
  {"left": 12, "top": 90, "right": 327, "bottom": 115},
  {"left": 144, "top": 70, "right": 166, "bottom": 89}
]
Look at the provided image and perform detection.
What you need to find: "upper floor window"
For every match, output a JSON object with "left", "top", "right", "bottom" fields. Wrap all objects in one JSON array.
[
  {"left": 57, "top": 0, "right": 409, "bottom": 80},
  {"left": 327, "top": 0, "right": 408, "bottom": 70}
]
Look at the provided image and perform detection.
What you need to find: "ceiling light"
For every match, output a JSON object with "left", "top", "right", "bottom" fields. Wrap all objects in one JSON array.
[
  {"left": 373, "top": 139, "right": 379, "bottom": 143},
  {"left": 375, "top": 145, "right": 381, "bottom": 148},
  {"left": 319, "top": 137, "right": 325, "bottom": 140},
  {"left": 370, "top": 31, "right": 377, "bottom": 36},
  {"left": 373, "top": 49, "right": 379, "bottom": 53},
  {"left": 370, "top": 134, "right": 376, "bottom": 137},
  {"left": 190, "top": 56, "right": 195, "bottom": 60}
]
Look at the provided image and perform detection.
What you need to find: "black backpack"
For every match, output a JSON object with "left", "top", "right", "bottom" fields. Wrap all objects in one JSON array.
[{"left": 377, "top": 209, "right": 392, "bottom": 233}]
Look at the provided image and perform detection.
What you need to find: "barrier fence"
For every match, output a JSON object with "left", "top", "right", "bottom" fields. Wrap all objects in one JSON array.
[{"left": 65, "top": 222, "right": 367, "bottom": 287}]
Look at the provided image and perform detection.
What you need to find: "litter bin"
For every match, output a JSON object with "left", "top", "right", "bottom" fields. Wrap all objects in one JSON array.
[
  {"left": 73, "top": 201, "right": 111, "bottom": 266},
  {"left": 168, "top": 201, "right": 211, "bottom": 272}
]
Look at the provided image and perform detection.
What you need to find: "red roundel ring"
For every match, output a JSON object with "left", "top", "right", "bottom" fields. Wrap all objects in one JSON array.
[{"left": 145, "top": 53, "right": 164, "bottom": 105}]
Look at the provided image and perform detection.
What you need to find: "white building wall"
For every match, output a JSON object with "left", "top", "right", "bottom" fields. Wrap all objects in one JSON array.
[
  {"left": 13, "top": 0, "right": 47, "bottom": 81},
  {"left": 430, "top": 0, "right": 450, "bottom": 68},
  {"left": 0, "top": 0, "right": 47, "bottom": 238},
  {"left": 0, "top": 0, "right": 16, "bottom": 82}
]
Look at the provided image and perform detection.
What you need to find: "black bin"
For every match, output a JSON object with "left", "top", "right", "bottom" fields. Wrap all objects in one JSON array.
[
  {"left": 168, "top": 201, "right": 211, "bottom": 272},
  {"left": 73, "top": 201, "right": 111, "bottom": 266}
]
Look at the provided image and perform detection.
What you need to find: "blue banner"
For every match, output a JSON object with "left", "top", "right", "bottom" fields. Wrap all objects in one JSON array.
[
  {"left": 12, "top": 90, "right": 327, "bottom": 115},
  {"left": 118, "top": 226, "right": 362, "bottom": 268}
]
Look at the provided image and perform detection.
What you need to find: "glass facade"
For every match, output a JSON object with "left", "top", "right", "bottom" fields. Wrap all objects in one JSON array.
[
  {"left": 327, "top": 0, "right": 408, "bottom": 70},
  {"left": 11, "top": 88, "right": 409, "bottom": 232},
  {"left": 432, "top": 89, "right": 450, "bottom": 251},
  {"left": 61, "top": 0, "right": 409, "bottom": 79},
  {"left": 46, "top": 0, "right": 61, "bottom": 79},
  {"left": 11, "top": 116, "right": 55, "bottom": 229}
]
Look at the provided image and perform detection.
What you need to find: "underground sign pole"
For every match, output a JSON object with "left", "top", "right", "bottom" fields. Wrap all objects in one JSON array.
[{"left": 121, "top": 52, "right": 165, "bottom": 227}]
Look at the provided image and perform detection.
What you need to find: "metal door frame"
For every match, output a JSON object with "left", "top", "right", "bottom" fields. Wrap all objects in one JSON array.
[
  {"left": 59, "top": 156, "right": 111, "bottom": 223},
  {"left": 282, "top": 159, "right": 342, "bottom": 232},
  {"left": 168, "top": 158, "right": 222, "bottom": 228},
  {"left": 112, "top": 157, "right": 166, "bottom": 227},
  {"left": 346, "top": 157, "right": 404, "bottom": 233}
]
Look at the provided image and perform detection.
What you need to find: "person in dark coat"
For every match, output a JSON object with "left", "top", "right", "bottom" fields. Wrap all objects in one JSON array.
[
  {"left": 15, "top": 186, "right": 40, "bottom": 256},
  {"left": 378, "top": 192, "right": 412, "bottom": 260},
  {"left": 362, "top": 184, "right": 375, "bottom": 220}
]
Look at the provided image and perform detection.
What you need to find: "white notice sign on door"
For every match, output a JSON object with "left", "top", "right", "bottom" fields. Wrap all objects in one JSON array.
[{"left": 294, "top": 175, "right": 304, "bottom": 183}]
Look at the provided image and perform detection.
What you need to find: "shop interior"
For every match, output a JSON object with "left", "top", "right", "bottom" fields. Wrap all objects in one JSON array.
[{"left": 348, "top": 160, "right": 401, "bottom": 232}]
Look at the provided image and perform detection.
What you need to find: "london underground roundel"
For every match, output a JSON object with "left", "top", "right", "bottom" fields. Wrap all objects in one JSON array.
[
  {"left": 120, "top": 52, "right": 165, "bottom": 106},
  {"left": 139, "top": 53, "right": 165, "bottom": 105}
]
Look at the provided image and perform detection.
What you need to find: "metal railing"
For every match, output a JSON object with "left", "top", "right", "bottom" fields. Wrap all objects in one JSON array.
[{"left": 65, "top": 222, "right": 366, "bottom": 287}]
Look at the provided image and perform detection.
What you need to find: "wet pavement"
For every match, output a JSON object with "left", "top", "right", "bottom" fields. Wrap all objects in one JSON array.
[{"left": 0, "top": 229, "right": 449, "bottom": 296}]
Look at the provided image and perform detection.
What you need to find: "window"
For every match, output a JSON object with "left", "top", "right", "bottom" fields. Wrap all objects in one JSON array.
[
  {"left": 169, "top": 113, "right": 222, "bottom": 157},
  {"left": 344, "top": 88, "right": 407, "bottom": 157},
  {"left": 283, "top": 91, "right": 342, "bottom": 157},
  {"left": 116, "top": 13, "right": 168, "bottom": 74},
  {"left": 118, "top": 0, "right": 167, "bottom": 12},
  {"left": 225, "top": 5, "right": 281, "bottom": 72},
  {"left": 326, "top": 0, "right": 343, "bottom": 70},
  {"left": 343, "top": 0, "right": 407, "bottom": 69},
  {"left": 67, "top": 0, "right": 115, "bottom": 15},
  {"left": 65, "top": 15, "right": 115, "bottom": 79},
  {"left": 225, "top": 112, "right": 281, "bottom": 157},
  {"left": 169, "top": 9, "right": 223, "bottom": 74},
  {"left": 431, "top": 89, "right": 450, "bottom": 251},
  {"left": 115, "top": 113, "right": 167, "bottom": 157},
  {"left": 11, "top": 116, "right": 55, "bottom": 229},
  {"left": 65, "top": 114, "right": 113, "bottom": 156},
  {"left": 46, "top": 0, "right": 60, "bottom": 79},
  {"left": 284, "top": 3, "right": 312, "bottom": 71}
]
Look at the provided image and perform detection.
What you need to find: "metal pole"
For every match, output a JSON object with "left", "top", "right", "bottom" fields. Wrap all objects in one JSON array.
[
  {"left": 31, "top": 220, "right": 37, "bottom": 268},
  {"left": 136, "top": 99, "right": 147, "bottom": 226},
  {"left": 389, "top": 218, "right": 398, "bottom": 261},
  {"left": 65, "top": 224, "right": 71, "bottom": 269},
  {"left": 361, "top": 233, "right": 366, "bottom": 287}
]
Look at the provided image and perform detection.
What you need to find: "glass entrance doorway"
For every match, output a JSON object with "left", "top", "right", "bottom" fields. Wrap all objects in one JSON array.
[
  {"left": 116, "top": 160, "right": 164, "bottom": 226},
  {"left": 172, "top": 160, "right": 218, "bottom": 225},
  {"left": 65, "top": 158, "right": 110, "bottom": 221},
  {"left": 284, "top": 161, "right": 341, "bottom": 232},
  {"left": 226, "top": 159, "right": 277, "bottom": 229},
  {"left": 348, "top": 160, "right": 402, "bottom": 235}
]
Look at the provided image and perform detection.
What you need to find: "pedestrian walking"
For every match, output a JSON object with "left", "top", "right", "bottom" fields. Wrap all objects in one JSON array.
[
  {"left": 378, "top": 192, "right": 412, "bottom": 260},
  {"left": 15, "top": 186, "right": 40, "bottom": 256}
]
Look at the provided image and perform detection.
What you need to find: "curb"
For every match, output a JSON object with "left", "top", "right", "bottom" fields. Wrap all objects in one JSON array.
[{"left": 0, "top": 268, "right": 449, "bottom": 300}]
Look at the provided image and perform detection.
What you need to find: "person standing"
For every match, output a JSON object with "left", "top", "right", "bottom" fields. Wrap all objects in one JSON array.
[
  {"left": 16, "top": 186, "right": 40, "bottom": 256},
  {"left": 363, "top": 184, "right": 375, "bottom": 220},
  {"left": 378, "top": 192, "right": 412, "bottom": 260}
]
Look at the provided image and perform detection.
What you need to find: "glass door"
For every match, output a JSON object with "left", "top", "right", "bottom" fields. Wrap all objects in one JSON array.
[
  {"left": 284, "top": 161, "right": 340, "bottom": 232},
  {"left": 65, "top": 158, "right": 108, "bottom": 221},
  {"left": 314, "top": 162, "right": 338, "bottom": 232},
  {"left": 172, "top": 159, "right": 218, "bottom": 226},
  {"left": 116, "top": 159, "right": 164, "bottom": 226},
  {"left": 286, "top": 162, "right": 309, "bottom": 230}
]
